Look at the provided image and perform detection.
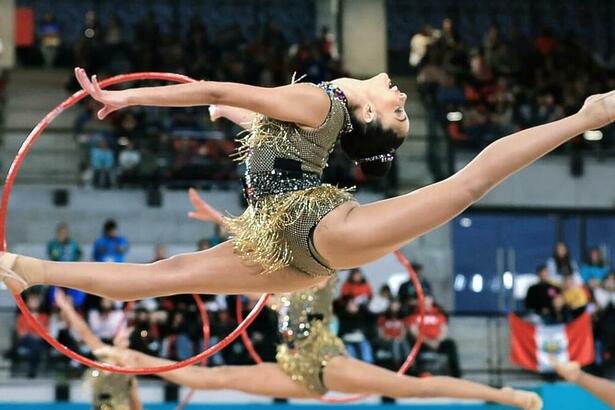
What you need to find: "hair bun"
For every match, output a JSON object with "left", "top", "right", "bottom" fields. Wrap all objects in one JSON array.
[{"left": 359, "top": 160, "right": 392, "bottom": 177}]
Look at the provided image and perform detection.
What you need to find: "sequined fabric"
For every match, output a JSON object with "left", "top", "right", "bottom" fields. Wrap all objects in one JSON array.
[
  {"left": 226, "top": 83, "right": 356, "bottom": 276},
  {"left": 224, "top": 184, "right": 353, "bottom": 275},
  {"left": 86, "top": 369, "right": 134, "bottom": 410},
  {"left": 275, "top": 279, "right": 346, "bottom": 395}
]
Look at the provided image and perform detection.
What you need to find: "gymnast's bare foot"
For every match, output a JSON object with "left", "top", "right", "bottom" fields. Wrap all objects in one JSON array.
[
  {"left": 552, "top": 360, "right": 582, "bottom": 383},
  {"left": 502, "top": 387, "right": 543, "bottom": 410},
  {"left": 0, "top": 252, "right": 42, "bottom": 294},
  {"left": 580, "top": 89, "right": 615, "bottom": 129}
]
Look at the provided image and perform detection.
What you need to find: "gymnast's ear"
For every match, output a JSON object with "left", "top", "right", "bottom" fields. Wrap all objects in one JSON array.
[{"left": 359, "top": 104, "right": 376, "bottom": 124}]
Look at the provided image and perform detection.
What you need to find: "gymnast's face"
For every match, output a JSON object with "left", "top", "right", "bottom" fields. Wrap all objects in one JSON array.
[{"left": 363, "top": 73, "right": 410, "bottom": 138}]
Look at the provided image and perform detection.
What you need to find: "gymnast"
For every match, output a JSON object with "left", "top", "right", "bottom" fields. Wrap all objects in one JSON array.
[
  {"left": 54, "top": 289, "right": 141, "bottom": 410},
  {"left": 552, "top": 359, "right": 615, "bottom": 409},
  {"left": 2, "top": 67, "right": 615, "bottom": 301}
]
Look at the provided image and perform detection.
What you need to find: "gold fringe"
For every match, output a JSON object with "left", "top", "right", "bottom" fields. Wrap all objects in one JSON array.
[
  {"left": 276, "top": 320, "right": 346, "bottom": 395},
  {"left": 231, "top": 115, "right": 298, "bottom": 164},
  {"left": 224, "top": 185, "right": 353, "bottom": 274},
  {"left": 231, "top": 73, "right": 306, "bottom": 164}
]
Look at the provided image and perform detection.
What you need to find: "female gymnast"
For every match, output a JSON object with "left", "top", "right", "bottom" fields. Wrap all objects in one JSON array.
[
  {"left": 2, "top": 67, "right": 615, "bottom": 299},
  {"left": 159, "top": 189, "right": 543, "bottom": 408},
  {"left": 54, "top": 289, "right": 141, "bottom": 410},
  {"left": 552, "top": 360, "right": 615, "bottom": 409},
  {"left": 94, "top": 280, "right": 542, "bottom": 409}
]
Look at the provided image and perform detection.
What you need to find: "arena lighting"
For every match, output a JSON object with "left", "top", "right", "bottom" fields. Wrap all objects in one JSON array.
[
  {"left": 454, "top": 274, "right": 466, "bottom": 291},
  {"left": 471, "top": 273, "right": 484, "bottom": 292},
  {"left": 583, "top": 130, "right": 603, "bottom": 141},
  {"left": 446, "top": 111, "right": 463, "bottom": 121},
  {"left": 503, "top": 271, "right": 514, "bottom": 290},
  {"left": 460, "top": 217, "right": 472, "bottom": 227}
]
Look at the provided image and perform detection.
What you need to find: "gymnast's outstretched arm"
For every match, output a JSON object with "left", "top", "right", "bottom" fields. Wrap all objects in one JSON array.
[
  {"left": 54, "top": 289, "right": 107, "bottom": 352},
  {"left": 553, "top": 361, "right": 615, "bottom": 409},
  {"left": 74, "top": 67, "right": 328, "bottom": 128},
  {"left": 209, "top": 105, "right": 257, "bottom": 129},
  {"left": 97, "top": 347, "right": 317, "bottom": 399}
]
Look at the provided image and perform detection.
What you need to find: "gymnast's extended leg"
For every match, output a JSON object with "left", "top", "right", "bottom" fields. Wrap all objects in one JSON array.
[
  {"left": 323, "top": 356, "right": 542, "bottom": 409},
  {"left": 315, "top": 92, "right": 615, "bottom": 268},
  {"left": 0, "top": 241, "right": 324, "bottom": 299}
]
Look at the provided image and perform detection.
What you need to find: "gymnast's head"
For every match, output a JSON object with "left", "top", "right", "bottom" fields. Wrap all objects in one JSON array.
[{"left": 336, "top": 72, "right": 410, "bottom": 177}]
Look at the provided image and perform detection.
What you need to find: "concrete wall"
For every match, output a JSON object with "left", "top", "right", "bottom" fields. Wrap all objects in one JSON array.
[
  {"left": 0, "top": 0, "right": 15, "bottom": 68},
  {"left": 458, "top": 154, "right": 615, "bottom": 209},
  {"left": 340, "top": 0, "right": 387, "bottom": 77}
]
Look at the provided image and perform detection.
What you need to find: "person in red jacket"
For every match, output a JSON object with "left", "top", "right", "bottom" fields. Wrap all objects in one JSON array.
[
  {"left": 406, "top": 295, "right": 461, "bottom": 377},
  {"left": 14, "top": 293, "right": 49, "bottom": 378},
  {"left": 340, "top": 268, "right": 373, "bottom": 305}
]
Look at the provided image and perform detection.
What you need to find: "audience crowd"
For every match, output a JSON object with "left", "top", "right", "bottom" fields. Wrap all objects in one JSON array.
[
  {"left": 21, "top": 10, "right": 376, "bottom": 191},
  {"left": 412, "top": 18, "right": 615, "bottom": 181},
  {"left": 5, "top": 222, "right": 458, "bottom": 380},
  {"left": 524, "top": 241, "right": 615, "bottom": 377}
]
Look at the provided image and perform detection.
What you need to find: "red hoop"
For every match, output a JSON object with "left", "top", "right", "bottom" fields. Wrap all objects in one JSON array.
[
  {"left": 236, "top": 250, "right": 425, "bottom": 403},
  {"left": 0, "top": 72, "right": 268, "bottom": 374},
  {"left": 174, "top": 295, "right": 211, "bottom": 410}
]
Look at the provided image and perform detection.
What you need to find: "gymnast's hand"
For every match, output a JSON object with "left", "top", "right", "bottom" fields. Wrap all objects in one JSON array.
[
  {"left": 74, "top": 67, "right": 129, "bottom": 120},
  {"left": 187, "top": 188, "right": 224, "bottom": 225},
  {"left": 549, "top": 357, "right": 582, "bottom": 383},
  {"left": 94, "top": 346, "right": 138, "bottom": 367},
  {"left": 54, "top": 288, "right": 73, "bottom": 310},
  {"left": 208, "top": 105, "right": 222, "bottom": 122}
]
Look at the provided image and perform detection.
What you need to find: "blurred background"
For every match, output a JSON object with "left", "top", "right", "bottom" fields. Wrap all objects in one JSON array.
[{"left": 0, "top": 0, "right": 614, "bottom": 409}]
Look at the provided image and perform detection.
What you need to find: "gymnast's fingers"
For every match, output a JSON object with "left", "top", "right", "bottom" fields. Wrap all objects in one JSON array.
[
  {"left": 98, "top": 106, "right": 113, "bottom": 120},
  {"left": 75, "top": 67, "right": 95, "bottom": 95},
  {"left": 92, "top": 75, "right": 103, "bottom": 95},
  {"left": 188, "top": 188, "right": 206, "bottom": 210}
]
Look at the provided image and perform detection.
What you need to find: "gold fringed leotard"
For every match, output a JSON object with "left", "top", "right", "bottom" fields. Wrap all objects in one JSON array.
[
  {"left": 86, "top": 369, "right": 135, "bottom": 410},
  {"left": 275, "top": 279, "right": 346, "bottom": 395},
  {"left": 225, "top": 82, "right": 356, "bottom": 276}
]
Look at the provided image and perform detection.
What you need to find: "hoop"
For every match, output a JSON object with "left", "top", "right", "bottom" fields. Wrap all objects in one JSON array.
[
  {"left": 0, "top": 72, "right": 268, "bottom": 374},
  {"left": 175, "top": 294, "right": 211, "bottom": 410},
  {"left": 236, "top": 250, "right": 425, "bottom": 403}
]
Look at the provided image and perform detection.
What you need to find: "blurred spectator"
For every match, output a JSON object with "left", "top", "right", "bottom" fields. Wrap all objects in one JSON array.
[
  {"left": 46, "top": 223, "right": 85, "bottom": 309},
  {"left": 90, "top": 138, "right": 115, "bottom": 189},
  {"left": 525, "top": 264, "right": 561, "bottom": 319},
  {"left": 561, "top": 275, "right": 589, "bottom": 312},
  {"left": 93, "top": 219, "right": 129, "bottom": 262},
  {"left": 547, "top": 242, "right": 581, "bottom": 285},
  {"left": 48, "top": 222, "right": 82, "bottom": 262},
  {"left": 594, "top": 272, "right": 615, "bottom": 374},
  {"left": 595, "top": 271, "right": 615, "bottom": 310},
  {"left": 368, "top": 284, "right": 392, "bottom": 314},
  {"left": 406, "top": 295, "right": 461, "bottom": 377},
  {"left": 197, "top": 238, "right": 211, "bottom": 251},
  {"left": 161, "top": 311, "right": 193, "bottom": 361},
  {"left": 409, "top": 25, "right": 434, "bottom": 68},
  {"left": 150, "top": 244, "right": 167, "bottom": 263},
  {"left": 208, "top": 224, "right": 229, "bottom": 247},
  {"left": 397, "top": 263, "right": 433, "bottom": 314},
  {"left": 130, "top": 307, "right": 161, "bottom": 356},
  {"left": 117, "top": 141, "right": 141, "bottom": 187},
  {"left": 377, "top": 300, "right": 410, "bottom": 366},
  {"left": 580, "top": 247, "right": 609, "bottom": 289},
  {"left": 38, "top": 13, "right": 61, "bottom": 68},
  {"left": 544, "top": 294, "right": 575, "bottom": 324},
  {"left": 335, "top": 297, "right": 374, "bottom": 363},
  {"left": 13, "top": 293, "right": 49, "bottom": 378},
  {"left": 340, "top": 269, "right": 373, "bottom": 305},
  {"left": 87, "top": 298, "right": 125, "bottom": 343}
]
